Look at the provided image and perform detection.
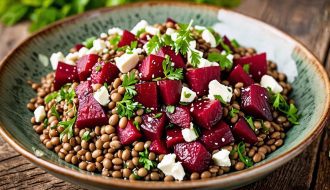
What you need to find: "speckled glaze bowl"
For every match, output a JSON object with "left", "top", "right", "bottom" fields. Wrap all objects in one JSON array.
[{"left": 0, "top": 2, "right": 329, "bottom": 190}]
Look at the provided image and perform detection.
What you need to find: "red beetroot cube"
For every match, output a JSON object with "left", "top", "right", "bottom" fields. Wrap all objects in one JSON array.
[
  {"left": 216, "top": 35, "right": 234, "bottom": 52},
  {"left": 118, "top": 30, "right": 137, "bottom": 47},
  {"left": 117, "top": 120, "right": 142, "bottom": 145},
  {"left": 135, "top": 82, "right": 158, "bottom": 109},
  {"left": 158, "top": 80, "right": 182, "bottom": 105},
  {"left": 75, "top": 80, "right": 92, "bottom": 100},
  {"left": 141, "top": 112, "right": 167, "bottom": 141},
  {"left": 185, "top": 66, "right": 220, "bottom": 96},
  {"left": 166, "top": 127, "right": 184, "bottom": 148},
  {"left": 190, "top": 99, "right": 222, "bottom": 130},
  {"left": 156, "top": 46, "right": 185, "bottom": 68},
  {"left": 234, "top": 53, "right": 267, "bottom": 81},
  {"left": 77, "top": 54, "right": 99, "bottom": 81},
  {"left": 75, "top": 44, "right": 84, "bottom": 51},
  {"left": 76, "top": 94, "right": 108, "bottom": 129},
  {"left": 166, "top": 106, "right": 191, "bottom": 128},
  {"left": 54, "top": 62, "right": 79, "bottom": 90},
  {"left": 232, "top": 117, "right": 258, "bottom": 144},
  {"left": 200, "top": 121, "right": 235, "bottom": 151},
  {"left": 241, "top": 84, "right": 273, "bottom": 121},
  {"left": 138, "top": 54, "right": 165, "bottom": 81},
  {"left": 227, "top": 65, "right": 254, "bottom": 87},
  {"left": 174, "top": 142, "right": 211, "bottom": 173},
  {"left": 149, "top": 139, "right": 168, "bottom": 154},
  {"left": 90, "top": 61, "right": 119, "bottom": 84}
]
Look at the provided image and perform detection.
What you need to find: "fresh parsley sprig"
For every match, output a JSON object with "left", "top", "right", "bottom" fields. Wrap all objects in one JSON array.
[
  {"left": 121, "top": 72, "right": 139, "bottom": 96},
  {"left": 236, "top": 142, "right": 253, "bottom": 167},
  {"left": 229, "top": 107, "right": 239, "bottom": 118},
  {"left": 45, "top": 84, "right": 76, "bottom": 104},
  {"left": 162, "top": 55, "right": 184, "bottom": 80},
  {"left": 116, "top": 93, "right": 143, "bottom": 119},
  {"left": 207, "top": 52, "right": 233, "bottom": 70},
  {"left": 145, "top": 35, "right": 163, "bottom": 55},
  {"left": 139, "top": 148, "right": 157, "bottom": 170},
  {"left": 244, "top": 116, "right": 255, "bottom": 131},
  {"left": 59, "top": 115, "right": 77, "bottom": 141},
  {"left": 117, "top": 41, "right": 138, "bottom": 54},
  {"left": 214, "top": 95, "right": 227, "bottom": 105}
]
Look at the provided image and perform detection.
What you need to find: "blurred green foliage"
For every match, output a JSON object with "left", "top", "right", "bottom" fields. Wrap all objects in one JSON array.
[{"left": 0, "top": 0, "right": 240, "bottom": 32}]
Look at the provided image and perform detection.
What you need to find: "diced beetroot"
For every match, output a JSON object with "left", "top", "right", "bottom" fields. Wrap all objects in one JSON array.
[
  {"left": 118, "top": 30, "right": 137, "bottom": 47},
  {"left": 190, "top": 99, "right": 222, "bottom": 130},
  {"left": 158, "top": 80, "right": 182, "bottom": 105},
  {"left": 174, "top": 142, "right": 211, "bottom": 173},
  {"left": 117, "top": 120, "right": 142, "bottom": 145},
  {"left": 141, "top": 112, "right": 166, "bottom": 141},
  {"left": 76, "top": 54, "right": 99, "bottom": 81},
  {"left": 241, "top": 84, "right": 273, "bottom": 121},
  {"left": 185, "top": 66, "right": 221, "bottom": 96},
  {"left": 166, "top": 127, "right": 184, "bottom": 148},
  {"left": 75, "top": 44, "right": 84, "bottom": 51},
  {"left": 234, "top": 53, "right": 267, "bottom": 81},
  {"left": 227, "top": 65, "right": 254, "bottom": 87},
  {"left": 149, "top": 140, "right": 168, "bottom": 154},
  {"left": 135, "top": 82, "right": 158, "bottom": 109},
  {"left": 200, "top": 121, "right": 235, "bottom": 151},
  {"left": 54, "top": 62, "right": 79, "bottom": 90},
  {"left": 138, "top": 54, "right": 165, "bottom": 81},
  {"left": 90, "top": 61, "right": 119, "bottom": 84},
  {"left": 156, "top": 46, "right": 185, "bottom": 68},
  {"left": 166, "top": 18, "right": 177, "bottom": 24},
  {"left": 232, "top": 117, "right": 258, "bottom": 144},
  {"left": 223, "top": 35, "right": 235, "bottom": 51},
  {"left": 76, "top": 94, "right": 108, "bottom": 128},
  {"left": 75, "top": 80, "right": 92, "bottom": 100},
  {"left": 166, "top": 106, "right": 191, "bottom": 128}
]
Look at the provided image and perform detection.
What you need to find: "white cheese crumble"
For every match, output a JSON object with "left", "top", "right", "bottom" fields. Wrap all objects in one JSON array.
[
  {"left": 221, "top": 50, "right": 234, "bottom": 63},
  {"left": 212, "top": 149, "right": 231, "bottom": 167},
  {"left": 92, "top": 39, "right": 106, "bottom": 52},
  {"left": 34, "top": 106, "right": 46, "bottom": 123},
  {"left": 78, "top": 47, "right": 89, "bottom": 57},
  {"left": 260, "top": 75, "right": 283, "bottom": 93},
  {"left": 131, "top": 20, "right": 148, "bottom": 35},
  {"left": 194, "top": 25, "right": 207, "bottom": 31},
  {"left": 108, "top": 27, "right": 123, "bottom": 35},
  {"left": 189, "top": 40, "right": 197, "bottom": 49},
  {"left": 182, "top": 123, "right": 199, "bottom": 142},
  {"left": 171, "top": 32, "right": 178, "bottom": 41},
  {"left": 145, "top": 25, "right": 160, "bottom": 35},
  {"left": 114, "top": 52, "right": 139, "bottom": 73},
  {"left": 65, "top": 52, "right": 79, "bottom": 65},
  {"left": 180, "top": 86, "right": 197, "bottom": 103},
  {"left": 165, "top": 28, "right": 176, "bottom": 35},
  {"left": 208, "top": 80, "right": 233, "bottom": 103},
  {"left": 157, "top": 154, "right": 185, "bottom": 181},
  {"left": 198, "top": 58, "right": 218, "bottom": 68},
  {"left": 93, "top": 86, "right": 110, "bottom": 106},
  {"left": 100, "top": 32, "right": 108, "bottom": 38},
  {"left": 202, "top": 29, "right": 216, "bottom": 47},
  {"left": 50, "top": 52, "right": 65, "bottom": 70}
]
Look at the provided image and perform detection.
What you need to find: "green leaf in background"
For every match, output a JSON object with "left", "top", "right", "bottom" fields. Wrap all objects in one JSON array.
[
  {"left": 73, "top": 0, "right": 90, "bottom": 14},
  {"left": 106, "top": 0, "right": 128, "bottom": 6},
  {"left": 21, "top": 0, "right": 43, "bottom": 7},
  {"left": 1, "top": 4, "right": 29, "bottom": 26},
  {"left": 29, "top": 7, "right": 60, "bottom": 32}
]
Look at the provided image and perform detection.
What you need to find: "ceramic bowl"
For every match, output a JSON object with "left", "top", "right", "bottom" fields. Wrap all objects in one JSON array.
[{"left": 0, "top": 2, "right": 329, "bottom": 190}]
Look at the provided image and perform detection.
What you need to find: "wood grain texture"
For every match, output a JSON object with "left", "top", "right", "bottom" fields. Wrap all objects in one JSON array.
[{"left": 0, "top": 0, "right": 329, "bottom": 189}]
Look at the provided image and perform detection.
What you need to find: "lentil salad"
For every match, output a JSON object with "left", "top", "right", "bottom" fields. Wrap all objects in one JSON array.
[{"left": 27, "top": 18, "right": 299, "bottom": 181}]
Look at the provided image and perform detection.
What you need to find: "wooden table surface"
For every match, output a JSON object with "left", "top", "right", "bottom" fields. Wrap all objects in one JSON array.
[{"left": 0, "top": 0, "right": 329, "bottom": 189}]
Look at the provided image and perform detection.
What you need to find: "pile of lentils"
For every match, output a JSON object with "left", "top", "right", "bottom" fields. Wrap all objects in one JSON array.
[{"left": 27, "top": 20, "right": 295, "bottom": 181}]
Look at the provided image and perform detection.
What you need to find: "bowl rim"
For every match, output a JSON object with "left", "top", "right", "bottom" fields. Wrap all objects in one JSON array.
[{"left": 0, "top": 1, "right": 329, "bottom": 189}]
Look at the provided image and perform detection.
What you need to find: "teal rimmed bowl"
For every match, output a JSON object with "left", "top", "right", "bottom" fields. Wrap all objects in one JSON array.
[{"left": 0, "top": 2, "right": 329, "bottom": 190}]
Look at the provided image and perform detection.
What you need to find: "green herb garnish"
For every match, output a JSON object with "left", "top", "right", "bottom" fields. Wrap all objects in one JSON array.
[
  {"left": 56, "top": 84, "right": 76, "bottom": 104},
  {"left": 43, "top": 118, "right": 48, "bottom": 126},
  {"left": 145, "top": 34, "right": 163, "bottom": 55},
  {"left": 207, "top": 52, "right": 233, "bottom": 70},
  {"left": 109, "top": 34, "right": 121, "bottom": 48},
  {"left": 116, "top": 93, "right": 143, "bottom": 119},
  {"left": 237, "top": 142, "right": 253, "bottom": 167},
  {"left": 51, "top": 105, "right": 60, "bottom": 120},
  {"left": 59, "top": 115, "right": 76, "bottom": 141},
  {"left": 139, "top": 148, "right": 157, "bottom": 170},
  {"left": 162, "top": 55, "right": 184, "bottom": 80},
  {"left": 184, "top": 91, "right": 192, "bottom": 98},
  {"left": 229, "top": 108, "right": 239, "bottom": 118},
  {"left": 231, "top": 39, "right": 240, "bottom": 48},
  {"left": 121, "top": 72, "right": 138, "bottom": 96},
  {"left": 83, "top": 36, "right": 96, "bottom": 49},
  {"left": 117, "top": 40, "right": 138, "bottom": 54},
  {"left": 95, "top": 65, "right": 102, "bottom": 72},
  {"left": 133, "top": 120, "right": 140, "bottom": 130},
  {"left": 243, "top": 64, "right": 250, "bottom": 74},
  {"left": 166, "top": 105, "right": 176, "bottom": 113},
  {"left": 244, "top": 116, "right": 255, "bottom": 131},
  {"left": 214, "top": 95, "right": 227, "bottom": 105},
  {"left": 270, "top": 91, "right": 299, "bottom": 125},
  {"left": 136, "top": 28, "right": 146, "bottom": 37},
  {"left": 44, "top": 91, "right": 58, "bottom": 104},
  {"left": 153, "top": 113, "right": 163, "bottom": 118},
  {"left": 81, "top": 131, "right": 91, "bottom": 141}
]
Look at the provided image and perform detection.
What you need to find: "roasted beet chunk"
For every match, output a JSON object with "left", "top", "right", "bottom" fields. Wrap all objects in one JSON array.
[
  {"left": 54, "top": 62, "right": 79, "bottom": 90},
  {"left": 135, "top": 82, "right": 158, "bottom": 109},
  {"left": 174, "top": 142, "right": 211, "bottom": 173},
  {"left": 117, "top": 120, "right": 142, "bottom": 145},
  {"left": 158, "top": 80, "right": 182, "bottom": 105},
  {"left": 190, "top": 99, "right": 222, "bottom": 130},
  {"left": 200, "top": 121, "right": 235, "bottom": 151},
  {"left": 141, "top": 112, "right": 166, "bottom": 141},
  {"left": 227, "top": 65, "right": 254, "bottom": 87},
  {"left": 77, "top": 54, "right": 99, "bottom": 81},
  {"left": 76, "top": 94, "right": 108, "bottom": 128},
  {"left": 185, "top": 66, "right": 220, "bottom": 96},
  {"left": 241, "top": 84, "right": 273, "bottom": 121},
  {"left": 166, "top": 127, "right": 184, "bottom": 148},
  {"left": 75, "top": 80, "right": 92, "bottom": 100},
  {"left": 75, "top": 44, "right": 84, "bottom": 51},
  {"left": 90, "top": 61, "right": 120, "bottom": 84},
  {"left": 118, "top": 30, "right": 137, "bottom": 47},
  {"left": 232, "top": 117, "right": 258, "bottom": 144},
  {"left": 149, "top": 139, "right": 168, "bottom": 154},
  {"left": 166, "top": 106, "right": 191, "bottom": 128},
  {"left": 234, "top": 53, "right": 267, "bottom": 81},
  {"left": 138, "top": 54, "right": 165, "bottom": 81},
  {"left": 156, "top": 46, "right": 185, "bottom": 68},
  {"left": 217, "top": 35, "right": 235, "bottom": 52}
]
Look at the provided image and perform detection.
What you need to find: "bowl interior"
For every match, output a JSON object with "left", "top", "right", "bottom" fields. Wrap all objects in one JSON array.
[{"left": 0, "top": 2, "right": 328, "bottom": 188}]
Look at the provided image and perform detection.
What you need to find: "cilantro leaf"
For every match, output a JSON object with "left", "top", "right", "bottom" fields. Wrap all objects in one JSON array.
[
  {"left": 189, "top": 49, "right": 201, "bottom": 68},
  {"left": 145, "top": 35, "right": 163, "bottom": 55},
  {"left": 237, "top": 142, "right": 253, "bottom": 167},
  {"left": 121, "top": 72, "right": 138, "bottom": 96},
  {"left": 82, "top": 36, "right": 96, "bottom": 49},
  {"left": 59, "top": 115, "right": 76, "bottom": 141},
  {"left": 45, "top": 92, "right": 58, "bottom": 103},
  {"left": 139, "top": 148, "right": 157, "bottom": 170},
  {"left": 116, "top": 93, "right": 143, "bottom": 119},
  {"left": 161, "top": 55, "right": 184, "bottom": 80},
  {"left": 166, "top": 105, "right": 175, "bottom": 113},
  {"left": 207, "top": 52, "right": 233, "bottom": 70}
]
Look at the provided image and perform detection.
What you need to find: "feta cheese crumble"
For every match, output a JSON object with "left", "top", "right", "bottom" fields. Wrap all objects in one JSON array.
[
  {"left": 198, "top": 58, "right": 218, "bottom": 68},
  {"left": 108, "top": 27, "right": 123, "bottom": 35},
  {"left": 93, "top": 86, "right": 110, "bottom": 106},
  {"left": 114, "top": 52, "right": 139, "bottom": 73},
  {"left": 92, "top": 39, "right": 106, "bottom": 53},
  {"left": 157, "top": 154, "right": 185, "bottom": 181},
  {"left": 201, "top": 29, "right": 216, "bottom": 47},
  {"left": 208, "top": 80, "right": 233, "bottom": 103},
  {"left": 34, "top": 106, "right": 46, "bottom": 123},
  {"left": 50, "top": 52, "right": 65, "bottom": 70},
  {"left": 212, "top": 149, "right": 231, "bottom": 167},
  {"left": 180, "top": 86, "right": 197, "bottom": 103},
  {"left": 260, "top": 75, "right": 283, "bottom": 93},
  {"left": 182, "top": 123, "right": 199, "bottom": 142},
  {"left": 131, "top": 20, "right": 148, "bottom": 35},
  {"left": 165, "top": 28, "right": 176, "bottom": 35},
  {"left": 145, "top": 25, "right": 160, "bottom": 35}
]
